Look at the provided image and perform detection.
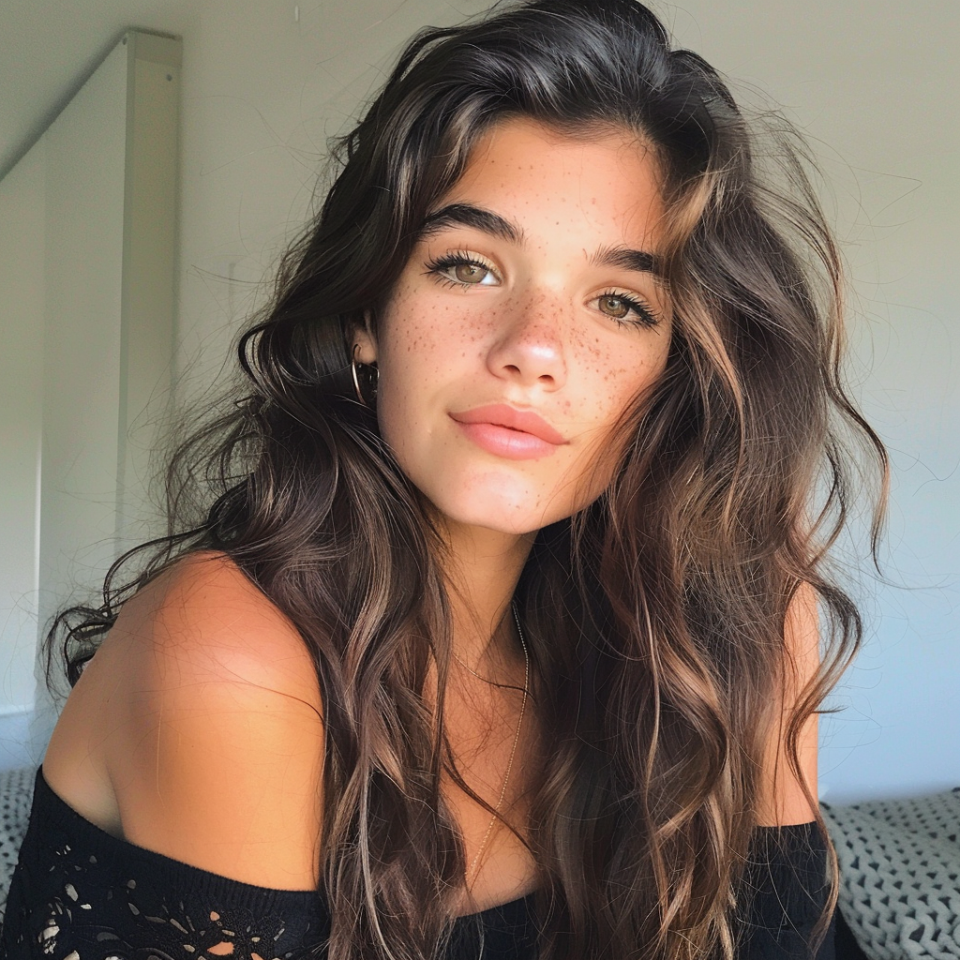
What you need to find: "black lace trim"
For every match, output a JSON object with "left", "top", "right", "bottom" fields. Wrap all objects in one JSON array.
[{"left": 0, "top": 767, "right": 333, "bottom": 959}]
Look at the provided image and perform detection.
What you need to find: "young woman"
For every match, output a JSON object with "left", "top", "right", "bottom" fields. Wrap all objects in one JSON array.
[{"left": 1, "top": 1, "right": 885, "bottom": 958}]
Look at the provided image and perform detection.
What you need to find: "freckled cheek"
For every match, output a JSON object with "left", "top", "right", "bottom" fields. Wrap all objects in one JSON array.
[
  {"left": 377, "top": 294, "right": 494, "bottom": 410},
  {"left": 577, "top": 342, "right": 668, "bottom": 434},
  {"left": 567, "top": 335, "right": 630, "bottom": 403}
]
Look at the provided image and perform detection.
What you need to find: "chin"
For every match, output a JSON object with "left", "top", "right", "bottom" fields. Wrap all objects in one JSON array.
[
  {"left": 426, "top": 482, "right": 583, "bottom": 539},
  {"left": 400, "top": 455, "right": 602, "bottom": 539},
  {"left": 458, "top": 511, "right": 548, "bottom": 537}
]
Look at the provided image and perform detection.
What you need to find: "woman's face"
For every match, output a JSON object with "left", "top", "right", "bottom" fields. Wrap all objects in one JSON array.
[{"left": 356, "top": 117, "right": 673, "bottom": 536}]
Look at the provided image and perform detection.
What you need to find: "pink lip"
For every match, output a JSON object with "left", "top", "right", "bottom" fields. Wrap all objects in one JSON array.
[{"left": 449, "top": 404, "right": 567, "bottom": 460}]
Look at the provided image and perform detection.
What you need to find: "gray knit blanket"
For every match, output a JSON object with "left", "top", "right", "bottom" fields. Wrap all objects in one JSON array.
[
  {"left": 0, "top": 766, "right": 35, "bottom": 924},
  {"left": 822, "top": 788, "right": 960, "bottom": 958}
]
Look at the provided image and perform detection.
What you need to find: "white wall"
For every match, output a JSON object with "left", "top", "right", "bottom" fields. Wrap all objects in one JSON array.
[
  {"left": 0, "top": 32, "right": 180, "bottom": 764},
  {"left": 37, "top": 38, "right": 128, "bottom": 664},
  {"left": 0, "top": 140, "right": 45, "bottom": 768},
  {"left": 30, "top": 33, "right": 181, "bottom": 756},
  {"left": 2, "top": 0, "right": 956, "bottom": 803}
]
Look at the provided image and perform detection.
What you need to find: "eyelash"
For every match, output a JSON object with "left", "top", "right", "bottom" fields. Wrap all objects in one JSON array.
[
  {"left": 596, "top": 290, "right": 660, "bottom": 329},
  {"left": 424, "top": 251, "right": 499, "bottom": 287},
  {"left": 423, "top": 251, "right": 661, "bottom": 329}
]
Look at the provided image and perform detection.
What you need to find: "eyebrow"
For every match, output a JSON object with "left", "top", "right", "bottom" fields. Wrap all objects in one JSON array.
[
  {"left": 418, "top": 203, "right": 523, "bottom": 244},
  {"left": 591, "top": 244, "right": 661, "bottom": 276},
  {"left": 417, "top": 202, "right": 662, "bottom": 276}
]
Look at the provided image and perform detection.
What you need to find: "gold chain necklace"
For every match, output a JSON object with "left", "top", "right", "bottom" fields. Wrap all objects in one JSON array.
[{"left": 460, "top": 602, "right": 530, "bottom": 886}]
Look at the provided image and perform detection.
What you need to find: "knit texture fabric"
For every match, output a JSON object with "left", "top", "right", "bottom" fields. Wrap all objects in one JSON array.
[
  {"left": 0, "top": 766, "right": 36, "bottom": 924},
  {"left": 822, "top": 788, "right": 960, "bottom": 959}
]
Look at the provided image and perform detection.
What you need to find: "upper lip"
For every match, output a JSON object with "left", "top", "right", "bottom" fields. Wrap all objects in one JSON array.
[{"left": 450, "top": 404, "right": 568, "bottom": 445}]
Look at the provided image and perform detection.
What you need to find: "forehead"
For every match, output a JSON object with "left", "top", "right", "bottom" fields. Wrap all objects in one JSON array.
[{"left": 438, "top": 116, "right": 666, "bottom": 245}]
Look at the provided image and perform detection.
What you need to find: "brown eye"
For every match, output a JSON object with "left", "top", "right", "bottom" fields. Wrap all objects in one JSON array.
[
  {"left": 594, "top": 291, "right": 660, "bottom": 328},
  {"left": 598, "top": 295, "right": 630, "bottom": 319},
  {"left": 426, "top": 253, "right": 499, "bottom": 288},
  {"left": 454, "top": 262, "right": 488, "bottom": 283}
]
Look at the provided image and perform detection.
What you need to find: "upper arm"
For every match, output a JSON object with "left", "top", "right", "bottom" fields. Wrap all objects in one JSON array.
[
  {"left": 756, "top": 581, "right": 821, "bottom": 826},
  {"left": 104, "top": 553, "right": 325, "bottom": 890}
]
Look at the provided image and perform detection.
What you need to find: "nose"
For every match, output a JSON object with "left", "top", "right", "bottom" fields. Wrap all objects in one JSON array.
[{"left": 485, "top": 290, "right": 567, "bottom": 390}]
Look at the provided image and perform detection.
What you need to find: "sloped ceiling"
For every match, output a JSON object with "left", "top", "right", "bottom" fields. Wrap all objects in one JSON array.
[{"left": 0, "top": 0, "right": 192, "bottom": 179}]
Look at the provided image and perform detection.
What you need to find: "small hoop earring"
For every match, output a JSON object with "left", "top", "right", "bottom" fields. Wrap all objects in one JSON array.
[{"left": 351, "top": 344, "right": 379, "bottom": 407}]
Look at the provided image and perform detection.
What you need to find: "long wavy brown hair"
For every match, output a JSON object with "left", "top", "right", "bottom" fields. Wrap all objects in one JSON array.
[{"left": 47, "top": 1, "right": 887, "bottom": 957}]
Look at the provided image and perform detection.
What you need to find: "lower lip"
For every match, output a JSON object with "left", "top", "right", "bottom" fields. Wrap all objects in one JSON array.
[{"left": 452, "top": 419, "right": 561, "bottom": 460}]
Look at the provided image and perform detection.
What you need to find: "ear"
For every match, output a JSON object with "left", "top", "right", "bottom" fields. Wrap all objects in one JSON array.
[{"left": 351, "top": 312, "right": 378, "bottom": 365}]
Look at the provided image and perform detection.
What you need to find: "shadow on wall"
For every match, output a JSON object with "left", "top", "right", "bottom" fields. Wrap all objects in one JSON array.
[{"left": 0, "top": 710, "right": 37, "bottom": 772}]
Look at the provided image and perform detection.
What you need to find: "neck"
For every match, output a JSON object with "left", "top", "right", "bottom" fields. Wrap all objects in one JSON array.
[{"left": 439, "top": 520, "right": 535, "bottom": 674}]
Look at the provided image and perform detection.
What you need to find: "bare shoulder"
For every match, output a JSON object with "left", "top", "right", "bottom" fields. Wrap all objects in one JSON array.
[
  {"left": 756, "top": 580, "right": 821, "bottom": 826},
  {"left": 110, "top": 551, "right": 323, "bottom": 709},
  {"left": 44, "top": 551, "right": 325, "bottom": 890}
]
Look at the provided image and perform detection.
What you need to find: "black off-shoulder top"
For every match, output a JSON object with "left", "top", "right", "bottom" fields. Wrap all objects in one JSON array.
[{"left": 0, "top": 767, "right": 835, "bottom": 959}]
